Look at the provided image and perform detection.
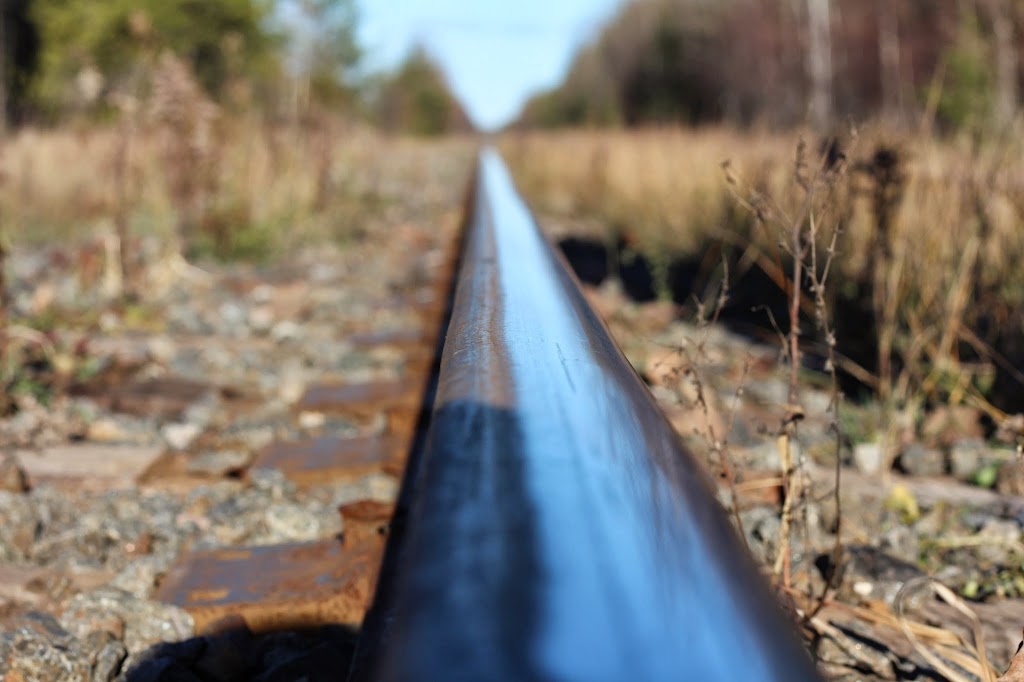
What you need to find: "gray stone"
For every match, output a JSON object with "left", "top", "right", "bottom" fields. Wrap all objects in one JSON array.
[
  {"left": 60, "top": 587, "right": 194, "bottom": 656},
  {"left": 181, "top": 391, "right": 220, "bottom": 429},
  {"left": 329, "top": 473, "right": 400, "bottom": 507},
  {"left": 162, "top": 423, "right": 202, "bottom": 451},
  {"left": 0, "top": 611, "right": 92, "bottom": 682},
  {"left": 146, "top": 337, "right": 177, "bottom": 364},
  {"left": 91, "top": 639, "right": 127, "bottom": 682},
  {"left": 248, "top": 306, "right": 275, "bottom": 334},
  {"left": 262, "top": 502, "right": 340, "bottom": 543},
  {"left": 799, "top": 388, "right": 834, "bottom": 417},
  {"left": 0, "top": 453, "right": 29, "bottom": 493},
  {"left": 217, "top": 302, "right": 247, "bottom": 333},
  {"left": 248, "top": 468, "right": 294, "bottom": 499},
  {"left": 186, "top": 449, "right": 252, "bottom": 477},
  {"left": 647, "top": 384, "right": 677, "bottom": 405},
  {"left": 949, "top": 438, "right": 1006, "bottom": 479},
  {"left": 878, "top": 525, "right": 920, "bottom": 564},
  {"left": 109, "top": 556, "right": 173, "bottom": 599},
  {"left": 977, "top": 517, "right": 1022, "bottom": 565},
  {"left": 249, "top": 284, "right": 275, "bottom": 304},
  {"left": 744, "top": 377, "right": 789, "bottom": 406},
  {"left": 852, "top": 441, "right": 884, "bottom": 475},
  {"left": 733, "top": 440, "right": 803, "bottom": 471},
  {"left": 897, "top": 442, "right": 945, "bottom": 476},
  {"left": 270, "top": 320, "right": 301, "bottom": 343},
  {"left": 997, "top": 459, "right": 1024, "bottom": 496},
  {"left": 949, "top": 438, "right": 984, "bottom": 478}
]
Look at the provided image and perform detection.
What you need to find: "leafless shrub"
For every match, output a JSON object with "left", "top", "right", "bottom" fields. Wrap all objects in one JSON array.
[{"left": 724, "top": 131, "right": 851, "bottom": 600}]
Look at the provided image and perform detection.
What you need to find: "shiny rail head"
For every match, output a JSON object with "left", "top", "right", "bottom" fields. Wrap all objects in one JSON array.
[{"left": 362, "top": 148, "right": 822, "bottom": 681}]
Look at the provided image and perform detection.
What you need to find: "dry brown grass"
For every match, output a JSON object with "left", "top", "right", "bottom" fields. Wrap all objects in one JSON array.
[
  {"left": 502, "top": 125, "right": 1024, "bottom": 417},
  {"left": 0, "top": 119, "right": 477, "bottom": 256},
  {"left": 503, "top": 126, "right": 1024, "bottom": 292}
]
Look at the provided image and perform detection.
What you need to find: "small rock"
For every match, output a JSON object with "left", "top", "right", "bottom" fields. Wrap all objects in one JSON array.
[
  {"left": 270, "top": 320, "right": 300, "bottom": 343},
  {"left": 60, "top": 587, "right": 194, "bottom": 656},
  {"left": 98, "top": 311, "right": 121, "bottom": 332},
  {"left": 997, "top": 459, "right": 1024, "bottom": 496},
  {"left": 897, "top": 442, "right": 945, "bottom": 477},
  {"left": 852, "top": 442, "right": 884, "bottom": 475},
  {"left": 977, "top": 517, "right": 1022, "bottom": 565},
  {"left": 648, "top": 384, "right": 678, "bottom": 405},
  {"left": 250, "top": 284, "right": 275, "bottom": 304},
  {"left": 799, "top": 388, "right": 834, "bottom": 418},
  {"left": 147, "top": 336, "right": 177, "bottom": 364},
  {"left": 879, "top": 525, "right": 919, "bottom": 564},
  {"left": 109, "top": 556, "right": 172, "bottom": 599},
  {"left": 948, "top": 437, "right": 985, "bottom": 478},
  {"left": 279, "top": 377, "right": 305, "bottom": 404},
  {"left": 852, "top": 580, "right": 874, "bottom": 598},
  {"left": 745, "top": 377, "right": 789, "bottom": 406},
  {"left": 248, "top": 306, "right": 275, "bottom": 334},
  {"left": 182, "top": 392, "right": 220, "bottom": 429},
  {"left": 0, "top": 454, "right": 30, "bottom": 493},
  {"left": 0, "top": 611, "right": 92, "bottom": 682},
  {"left": 86, "top": 419, "right": 127, "bottom": 443},
  {"left": 162, "top": 423, "right": 202, "bottom": 451},
  {"left": 298, "top": 411, "right": 326, "bottom": 430},
  {"left": 218, "top": 302, "right": 247, "bottom": 332},
  {"left": 186, "top": 450, "right": 252, "bottom": 477},
  {"left": 91, "top": 639, "right": 127, "bottom": 682},
  {"left": 263, "top": 503, "right": 337, "bottom": 542},
  {"left": 733, "top": 440, "right": 798, "bottom": 471},
  {"left": 331, "top": 473, "right": 400, "bottom": 507}
]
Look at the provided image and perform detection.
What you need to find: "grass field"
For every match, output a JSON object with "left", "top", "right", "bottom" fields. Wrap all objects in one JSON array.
[
  {"left": 0, "top": 120, "right": 476, "bottom": 258},
  {"left": 502, "top": 125, "right": 1024, "bottom": 415}
]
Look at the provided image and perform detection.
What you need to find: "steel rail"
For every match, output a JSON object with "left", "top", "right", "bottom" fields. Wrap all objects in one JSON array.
[{"left": 354, "top": 148, "right": 821, "bottom": 681}]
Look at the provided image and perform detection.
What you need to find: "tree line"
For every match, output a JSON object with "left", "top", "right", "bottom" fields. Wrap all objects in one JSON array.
[
  {"left": 516, "top": 0, "right": 1021, "bottom": 132},
  {"left": 0, "top": 0, "right": 470, "bottom": 134}
]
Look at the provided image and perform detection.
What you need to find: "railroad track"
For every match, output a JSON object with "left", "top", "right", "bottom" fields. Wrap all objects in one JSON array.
[{"left": 153, "top": 149, "right": 820, "bottom": 680}]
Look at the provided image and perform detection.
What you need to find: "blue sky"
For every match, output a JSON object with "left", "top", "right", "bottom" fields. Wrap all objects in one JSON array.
[{"left": 355, "top": 0, "right": 624, "bottom": 130}]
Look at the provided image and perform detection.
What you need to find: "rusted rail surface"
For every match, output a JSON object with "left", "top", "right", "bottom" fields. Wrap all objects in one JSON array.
[{"left": 352, "top": 149, "right": 821, "bottom": 680}]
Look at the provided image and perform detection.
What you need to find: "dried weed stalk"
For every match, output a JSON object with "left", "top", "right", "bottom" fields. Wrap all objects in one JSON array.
[
  {"left": 725, "top": 131, "right": 851, "bottom": 596},
  {"left": 686, "top": 262, "right": 748, "bottom": 541},
  {"left": 652, "top": 259, "right": 749, "bottom": 544}
]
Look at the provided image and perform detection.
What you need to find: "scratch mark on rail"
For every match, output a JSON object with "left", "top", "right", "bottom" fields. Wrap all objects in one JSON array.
[{"left": 556, "top": 343, "right": 576, "bottom": 394}]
